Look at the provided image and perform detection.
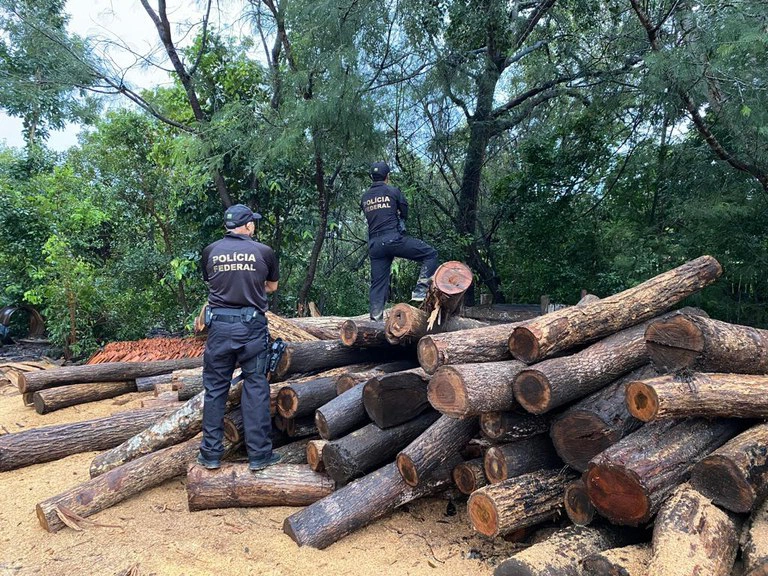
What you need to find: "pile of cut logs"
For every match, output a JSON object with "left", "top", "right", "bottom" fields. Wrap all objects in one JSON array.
[{"left": 5, "top": 254, "right": 768, "bottom": 576}]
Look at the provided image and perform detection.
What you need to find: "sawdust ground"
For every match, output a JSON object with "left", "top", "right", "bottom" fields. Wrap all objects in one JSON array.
[{"left": 0, "top": 379, "right": 519, "bottom": 576}]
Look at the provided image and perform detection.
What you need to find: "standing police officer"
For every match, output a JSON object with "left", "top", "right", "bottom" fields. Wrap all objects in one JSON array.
[
  {"left": 361, "top": 162, "right": 438, "bottom": 321},
  {"left": 196, "top": 204, "right": 281, "bottom": 472}
]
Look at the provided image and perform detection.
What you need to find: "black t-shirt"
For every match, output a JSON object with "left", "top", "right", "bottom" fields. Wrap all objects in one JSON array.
[
  {"left": 202, "top": 232, "right": 279, "bottom": 313},
  {"left": 360, "top": 181, "right": 408, "bottom": 237}
]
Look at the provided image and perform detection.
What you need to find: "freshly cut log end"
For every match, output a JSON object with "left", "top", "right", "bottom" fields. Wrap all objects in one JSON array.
[
  {"left": 513, "top": 370, "right": 551, "bottom": 414},
  {"left": 483, "top": 447, "right": 507, "bottom": 484},
  {"left": 452, "top": 459, "right": 486, "bottom": 495},
  {"left": 277, "top": 388, "right": 299, "bottom": 419},
  {"left": 585, "top": 465, "right": 649, "bottom": 526},
  {"left": 396, "top": 453, "right": 420, "bottom": 487},
  {"left": 339, "top": 320, "right": 357, "bottom": 346},
  {"left": 565, "top": 480, "right": 595, "bottom": 526},
  {"left": 314, "top": 411, "right": 330, "bottom": 440},
  {"left": 644, "top": 315, "right": 704, "bottom": 372},
  {"left": 388, "top": 304, "right": 415, "bottom": 339},
  {"left": 550, "top": 411, "right": 621, "bottom": 473},
  {"left": 467, "top": 491, "right": 498, "bottom": 538},
  {"left": 625, "top": 381, "right": 659, "bottom": 422},
  {"left": 690, "top": 455, "right": 755, "bottom": 513},
  {"left": 434, "top": 261, "right": 473, "bottom": 296},
  {"left": 306, "top": 440, "right": 326, "bottom": 473},
  {"left": 508, "top": 327, "right": 540, "bottom": 364},
  {"left": 417, "top": 337, "right": 442, "bottom": 375},
  {"left": 426, "top": 367, "right": 465, "bottom": 415}
]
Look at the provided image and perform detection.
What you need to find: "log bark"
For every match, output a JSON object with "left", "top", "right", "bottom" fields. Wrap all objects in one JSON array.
[
  {"left": 135, "top": 373, "right": 172, "bottom": 392},
  {"left": 0, "top": 407, "right": 176, "bottom": 472},
  {"left": 177, "top": 381, "right": 204, "bottom": 401},
  {"left": 362, "top": 368, "right": 431, "bottom": 429},
  {"left": 339, "top": 319, "right": 389, "bottom": 347},
  {"left": 425, "top": 260, "right": 474, "bottom": 318},
  {"left": 186, "top": 463, "right": 334, "bottom": 511},
  {"left": 18, "top": 357, "right": 204, "bottom": 393},
  {"left": 467, "top": 467, "right": 577, "bottom": 537},
  {"left": 508, "top": 255, "right": 722, "bottom": 363},
  {"left": 264, "top": 312, "right": 320, "bottom": 341},
  {"left": 494, "top": 525, "right": 630, "bottom": 576},
  {"left": 453, "top": 458, "right": 488, "bottom": 495},
  {"left": 334, "top": 360, "right": 417, "bottom": 394},
  {"left": 273, "top": 340, "right": 396, "bottom": 381},
  {"left": 283, "top": 415, "right": 318, "bottom": 438},
  {"left": 645, "top": 313, "right": 768, "bottom": 374},
  {"left": 483, "top": 434, "right": 562, "bottom": 484},
  {"left": 743, "top": 497, "right": 768, "bottom": 576},
  {"left": 582, "top": 544, "right": 652, "bottom": 576},
  {"left": 690, "top": 422, "right": 768, "bottom": 513},
  {"left": 282, "top": 456, "right": 459, "bottom": 549},
  {"left": 428, "top": 360, "right": 527, "bottom": 417},
  {"left": 585, "top": 418, "right": 743, "bottom": 526},
  {"left": 322, "top": 412, "right": 440, "bottom": 485},
  {"left": 462, "top": 304, "right": 540, "bottom": 323},
  {"left": 314, "top": 382, "right": 368, "bottom": 440},
  {"left": 276, "top": 376, "right": 337, "bottom": 419},
  {"left": 32, "top": 380, "right": 137, "bottom": 414},
  {"left": 549, "top": 365, "right": 655, "bottom": 472},
  {"left": 385, "top": 303, "right": 485, "bottom": 345},
  {"left": 626, "top": 372, "right": 768, "bottom": 421},
  {"left": 396, "top": 415, "right": 479, "bottom": 487},
  {"left": 306, "top": 439, "right": 328, "bottom": 472},
  {"left": 479, "top": 410, "right": 550, "bottom": 443},
  {"left": 417, "top": 322, "right": 521, "bottom": 374},
  {"left": 140, "top": 392, "right": 184, "bottom": 409},
  {"left": 223, "top": 408, "right": 244, "bottom": 444},
  {"left": 648, "top": 484, "right": 739, "bottom": 576},
  {"left": 290, "top": 314, "right": 369, "bottom": 340},
  {"left": 564, "top": 478, "right": 596, "bottom": 526}
]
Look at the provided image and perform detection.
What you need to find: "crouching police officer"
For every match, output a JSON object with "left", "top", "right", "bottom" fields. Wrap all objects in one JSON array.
[
  {"left": 196, "top": 204, "right": 281, "bottom": 472},
  {"left": 361, "top": 161, "right": 438, "bottom": 321}
]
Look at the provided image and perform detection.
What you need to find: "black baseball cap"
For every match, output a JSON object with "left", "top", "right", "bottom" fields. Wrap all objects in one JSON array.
[
  {"left": 224, "top": 204, "right": 262, "bottom": 229},
  {"left": 370, "top": 161, "right": 391, "bottom": 181}
]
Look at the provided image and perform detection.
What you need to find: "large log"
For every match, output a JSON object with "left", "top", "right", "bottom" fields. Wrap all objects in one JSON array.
[
  {"left": 479, "top": 410, "right": 550, "bottom": 442},
  {"left": 396, "top": 414, "right": 479, "bottom": 487},
  {"left": 645, "top": 313, "right": 768, "bottom": 374},
  {"left": 582, "top": 544, "right": 652, "bottom": 576},
  {"left": 585, "top": 418, "right": 743, "bottom": 526},
  {"left": 425, "top": 260, "right": 474, "bottom": 318},
  {"left": 18, "top": 357, "right": 204, "bottom": 394},
  {"left": 690, "top": 422, "right": 768, "bottom": 513},
  {"left": 334, "top": 360, "right": 418, "bottom": 394},
  {"left": 743, "top": 497, "right": 768, "bottom": 576},
  {"left": 417, "top": 322, "right": 521, "bottom": 374},
  {"left": 290, "top": 314, "right": 369, "bottom": 340},
  {"left": 467, "top": 467, "right": 577, "bottom": 537},
  {"left": 339, "top": 319, "right": 389, "bottom": 347},
  {"left": 648, "top": 484, "right": 739, "bottom": 576},
  {"left": 32, "top": 380, "right": 137, "bottom": 414},
  {"left": 564, "top": 478, "right": 596, "bottom": 526},
  {"left": 322, "top": 412, "right": 440, "bottom": 485},
  {"left": 452, "top": 458, "right": 488, "bottom": 495},
  {"left": 362, "top": 368, "right": 432, "bottom": 429},
  {"left": 513, "top": 320, "right": 653, "bottom": 414},
  {"left": 462, "top": 304, "right": 541, "bottom": 323},
  {"left": 428, "top": 360, "right": 527, "bottom": 418},
  {"left": 134, "top": 373, "right": 172, "bottom": 392},
  {"left": 508, "top": 255, "right": 722, "bottom": 363},
  {"left": 314, "top": 382, "right": 368, "bottom": 440},
  {"left": 494, "top": 525, "right": 631, "bottom": 576},
  {"left": 626, "top": 372, "right": 768, "bottom": 421},
  {"left": 483, "top": 434, "right": 562, "bottom": 484},
  {"left": 186, "top": 463, "right": 334, "bottom": 511},
  {"left": 549, "top": 365, "right": 655, "bottom": 472},
  {"left": 273, "top": 340, "right": 397, "bottom": 381},
  {"left": 282, "top": 456, "right": 459, "bottom": 549},
  {"left": 384, "top": 303, "right": 485, "bottom": 345},
  {"left": 276, "top": 376, "right": 337, "bottom": 419},
  {"left": 0, "top": 407, "right": 176, "bottom": 472}
]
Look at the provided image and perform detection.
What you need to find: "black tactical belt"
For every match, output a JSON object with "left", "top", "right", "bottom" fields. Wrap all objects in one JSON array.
[
  {"left": 368, "top": 228, "right": 399, "bottom": 239},
  {"left": 209, "top": 307, "right": 265, "bottom": 323}
]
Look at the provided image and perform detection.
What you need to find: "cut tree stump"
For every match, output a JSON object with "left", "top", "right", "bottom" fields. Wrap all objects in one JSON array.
[
  {"left": 479, "top": 410, "right": 550, "bottom": 443},
  {"left": 648, "top": 484, "right": 739, "bottom": 576},
  {"left": 452, "top": 458, "right": 488, "bottom": 495},
  {"left": 276, "top": 376, "right": 337, "bottom": 419},
  {"left": 417, "top": 323, "right": 521, "bottom": 374},
  {"left": 564, "top": 478, "right": 596, "bottom": 526},
  {"left": 32, "top": 380, "right": 137, "bottom": 414},
  {"left": 363, "top": 368, "right": 432, "bottom": 428},
  {"left": 690, "top": 422, "right": 768, "bottom": 513},
  {"left": 483, "top": 434, "right": 562, "bottom": 484},
  {"left": 508, "top": 255, "right": 722, "bottom": 363},
  {"left": 314, "top": 383, "right": 368, "bottom": 440},
  {"left": 585, "top": 418, "right": 743, "bottom": 526},
  {"left": 186, "top": 463, "right": 334, "bottom": 511},
  {"left": 581, "top": 544, "right": 652, "bottom": 576},
  {"left": 743, "top": 497, "right": 768, "bottom": 576}
]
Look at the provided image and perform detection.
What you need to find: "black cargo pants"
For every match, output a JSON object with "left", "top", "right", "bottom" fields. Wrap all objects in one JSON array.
[{"left": 200, "top": 312, "right": 271, "bottom": 462}]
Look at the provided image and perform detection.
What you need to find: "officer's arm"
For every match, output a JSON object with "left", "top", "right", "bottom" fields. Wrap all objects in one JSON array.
[{"left": 265, "top": 280, "right": 278, "bottom": 294}]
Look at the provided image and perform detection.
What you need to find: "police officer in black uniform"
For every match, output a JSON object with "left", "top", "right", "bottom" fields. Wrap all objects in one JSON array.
[
  {"left": 361, "top": 162, "right": 438, "bottom": 321},
  {"left": 196, "top": 204, "right": 281, "bottom": 472}
]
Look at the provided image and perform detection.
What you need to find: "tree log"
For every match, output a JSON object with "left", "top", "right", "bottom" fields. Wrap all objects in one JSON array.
[
  {"left": 135, "top": 373, "right": 172, "bottom": 392},
  {"left": 186, "top": 463, "right": 334, "bottom": 511},
  {"left": 483, "top": 434, "right": 562, "bottom": 484},
  {"left": 290, "top": 314, "right": 369, "bottom": 340},
  {"left": 314, "top": 382, "right": 368, "bottom": 440},
  {"left": 462, "top": 304, "right": 541, "bottom": 323},
  {"left": 32, "top": 380, "right": 137, "bottom": 414},
  {"left": 0, "top": 407, "right": 176, "bottom": 472},
  {"left": 417, "top": 322, "right": 521, "bottom": 374},
  {"left": 363, "top": 368, "right": 431, "bottom": 428},
  {"left": 178, "top": 381, "right": 204, "bottom": 401},
  {"left": 508, "top": 255, "right": 722, "bottom": 363},
  {"left": 690, "top": 422, "right": 768, "bottom": 513},
  {"left": 582, "top": 544, "right": 652, "bottom": 576},
  {"left": 264, "top": 312, "right": 320, "bottom": 341},
  {"left": 549, "top": 365, "right": 655, "bottom": 472},
  {"left": 627, "top": 372, "right": 768, "bottom": 421},
  {"left": 222, "top": 408, "right": 244, "bottom": 444},
  {"left": 385, "top": 303, "right": 485, "bottom": 345},
  {"left": 339, "top": 319, "right": 389, "bottom": 347},
  {"left": 334, "top": 360, "right": 418, "bottom": 394},
  {"left": 468, "top": 468, "right": 577, "bottom": 537},
  {"left": 396, "top": 414, "right": 479, "bottom": 487},
  {"left": 743, "top": 497, "right": 768, "bottom": 576},
  {"left": 565, "top": 478, "right": 596, "bottom": 526},
  {"left": 453, "top": 458, "right": 488, "bottom": 495},
  {"left": 323, "top": 412, "right": 440, "bottom": 485},
  {"left": 273, "top": 340, "right": 397, "bottom": 381},
  {"left": 479, "top": 410, "right": 550, "bottom": 442},
  {"left": 306, "top": 439, "right": 328, "bottom": 472},
  {"left": 494, "top": 525, "right": 630, "bottom": 576},
  {"left": 276, "top": 376, "right": 337, "bottom": 419},
  {"left": 283, "top": 415, "right": 318, "bottom": 438},
  {"left": 425, "top": 260, "right": 474, "bottom": 317},
  {"left": 428, "top": 360, "right": 527, "bottom": 417},
  {"left": 648, "top": 484, "right": 739, "bottom": 576},
  {"left": 18, "top": 357, "right": 204, "bottom": 394},
  {"left": 585, "top": 418, "right": 743, "bottom": 526},
  {"left": 282, "top": 456, "right": 459, "bottom": 549}
]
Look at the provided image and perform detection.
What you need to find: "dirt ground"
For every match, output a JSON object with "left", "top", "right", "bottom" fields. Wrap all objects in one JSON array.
[{"left": 0, "top": 349, "right": 521, "bottom": 576}]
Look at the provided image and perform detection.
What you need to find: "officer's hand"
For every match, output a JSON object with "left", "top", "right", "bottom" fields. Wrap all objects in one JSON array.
[{"left": 194, "top": 304, "right": 208, "bottom": 335}]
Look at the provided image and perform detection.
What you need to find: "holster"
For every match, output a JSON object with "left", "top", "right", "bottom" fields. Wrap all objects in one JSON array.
[{"left": 203, "top": 305, "right": 213, "bottom": 327}]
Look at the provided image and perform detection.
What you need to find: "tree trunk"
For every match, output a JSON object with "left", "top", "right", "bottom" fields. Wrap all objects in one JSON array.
[
  {"left": 428, "top": 359, "right": 526, "bottom": 418},
  {"left": 264, "top": 312, "right": 320, "bottom": 341},
  {"left": 581, "top": 544, "right": 651, "bottom": 576},
  {"left": 334, "top": 360, "right": 417, "bottom": 394},
  {"left": 417, "top": 322, "right": 520, "bottom": 374},
  {"left": 508, "top": 256, "right": 722, "bottom": 363},
  {"left": 424, "top": 261, "right": 474, "bottom": 318},
  {"left": 549, "top": 365, "right": 655, "bottom": 472},
  {"left": 385, "top": 303, "right": 485, "bottom": 345},
  {"left": 339, "top": 319, "right": 389, "bottom": 347},
  {"left": 462, "top": 304, "right": 540, "bottom": 323},
  {"left": 186, "top": 463, "right": 334, "bottom": 511},
  {"left": 18, "top": 358, "right": 204, "bottom": 394},
  {"left": 396, "top": 415, "right": 479, "bottom": 487},
  {"left": 291, "top": 314, "right": 370, "bottom": 340},
  {"left": 32, "top": 380, "right": 137, "bottom": 414},
  {"left": 467, "top": 467, "right": 577, "bottom": 538},
  {"left": 627, "top": 372, "right": 768, "bottom": 421},
  {"left": 306, "top": 439, "right": 328, "bottom": 472},
  {"left": 743, "top": 497, "right": 768, "bottom": 576},
  {"left": 282, "top": 456, "right": 459, "bottom": 549},
  {"left": 322, "top": 412, "right": 440, "bottom": 485},
  {"left": 314, "top": 382, "right": 368, "bottom": 440},
  {"left": 564, "top": 478, "right": 595, "bottom": 526},
  {"left": 649, "top": 484, "right": 739, "bottom": 576},
  {"left": 483, "top": 434, "right": 562, "bottom": 484},
  {"left": 479, "top": 410, "right": 550, "bottom": 443},
  {"left": 276, "top": 376, "right": 337, "bottom": 419},
  {"left": 362, "top": 368, "right": 431, "bottom": 428},
  {"left": 452, "top": 458, "right": 487, "bottom": 495},
  {"left": 273, "top": 340, "right": 397, "bottom": 381},
  {"left": 0, "top": 407, "right": 176, "bottom": 472},
  {"left": 690, "top": 422, "right": 768, "bottom": 513},
  {"left": 585, "top": 418, "right": 743, "bottom": 526}
]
